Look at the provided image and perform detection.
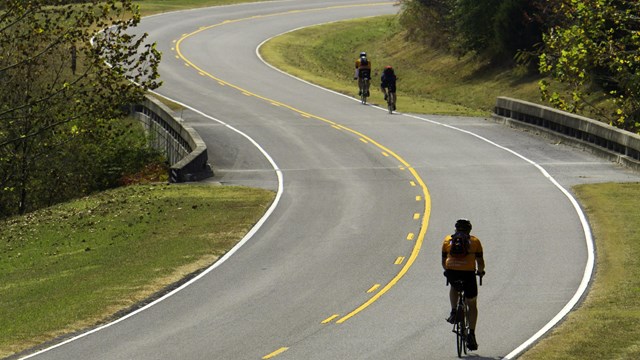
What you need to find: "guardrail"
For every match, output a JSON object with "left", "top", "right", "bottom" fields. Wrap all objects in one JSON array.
[
  {"left": 132, "top": 95, "right": 213, "bottom": 182},
  {"left": 493, "top": 96, "right": 640, "bottom": 171}
]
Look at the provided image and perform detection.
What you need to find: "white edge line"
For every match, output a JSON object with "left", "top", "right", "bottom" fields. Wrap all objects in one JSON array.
[
  {"left": 256, "top": 16, "right": 394, "bottom": 114},
  {"left": 19, "top": 92, "right": 284, "bottom": 359},
  {"left": 258, "top": 27, "right": 595, "bottom": 354},
  {"left": 403, "top": 114, "right": 595, "bottom": 359}
]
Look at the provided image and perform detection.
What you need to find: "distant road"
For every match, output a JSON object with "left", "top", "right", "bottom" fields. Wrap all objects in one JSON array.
[{"left": 20, "top": 1, "right": 640, "bottom": 359}]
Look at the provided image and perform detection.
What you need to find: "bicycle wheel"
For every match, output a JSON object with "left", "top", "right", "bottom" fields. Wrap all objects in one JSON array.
[
  {"left": 361, "top": 79, "right": 369, "bottom": 104},
  {"left": 387, "top": 93, "right": 395, "bottom": 114},
  {"left": 455, "top": 306, "right": 467, "bottom": 357}
]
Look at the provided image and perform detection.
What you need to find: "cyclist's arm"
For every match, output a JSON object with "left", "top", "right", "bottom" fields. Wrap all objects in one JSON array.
[
  {"left": 475, "top": 255, "right": 485, "bottom": 274},
  {"left": 441, "top": 250, "right": 448, "bottom": 270}
]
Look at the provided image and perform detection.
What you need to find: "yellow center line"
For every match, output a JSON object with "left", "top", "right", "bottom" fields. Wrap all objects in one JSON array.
[{"left": 175, "top": 2, "right": 431, "bottom": 325}]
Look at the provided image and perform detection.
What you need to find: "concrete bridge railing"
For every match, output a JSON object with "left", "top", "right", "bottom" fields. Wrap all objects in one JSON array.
[
  {"left": 132, "top": 95, "right": 213, "bottom": 182},
  {"left": 493, "top": 96, "right": 640, "bottom": 171}
]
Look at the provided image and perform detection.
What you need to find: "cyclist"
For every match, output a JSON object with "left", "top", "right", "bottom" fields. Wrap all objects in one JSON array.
[
  {"left": 380, "top": 65, "right": 397, "bottom": 110},
  {"left": 442, "top": 219, "right": 485, "bottom": 351},
  {"left": 354, "top": 51, "right": 371, "bottom": 97}
]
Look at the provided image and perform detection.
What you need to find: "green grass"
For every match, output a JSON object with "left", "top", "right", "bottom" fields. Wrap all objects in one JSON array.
[
  {"left": 0, "top": 184, "right": 274, "bottom": 357},
  {"left": 260, "top": 16, "right": 543, "bottom": 116},
  {"left": 519, "top": 183, "right": 640, "bottom": 360},
  {"left": 134, "top": 0, "right": 274, "bottom": 16}
]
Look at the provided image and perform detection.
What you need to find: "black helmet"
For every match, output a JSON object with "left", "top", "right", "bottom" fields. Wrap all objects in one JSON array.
[{"left": 455, "top": 219, "right": 472, "bottom": 232}]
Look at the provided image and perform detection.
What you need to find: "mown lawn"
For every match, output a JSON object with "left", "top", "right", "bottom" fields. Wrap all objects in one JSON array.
[{"left": 0, "top": 184, "right": 274, "bottom": 357}]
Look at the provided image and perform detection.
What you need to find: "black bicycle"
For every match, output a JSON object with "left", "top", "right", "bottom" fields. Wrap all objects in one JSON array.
[
  {"left": 448, "top": 275, "right": 483, "bottom": 358},
  {"left": 360, "top": 78, "right": 370, "bottom": 104},
  {"left": 385, "top": 91, "right": 396, "bottom": 114}
]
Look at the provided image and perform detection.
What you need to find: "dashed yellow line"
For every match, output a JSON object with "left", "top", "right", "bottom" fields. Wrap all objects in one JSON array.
[
  {"left": 263, "top": 347, "right": 289, "bottom": 359},
  {"left": 321, "top": 314, "right": 340, "bottom": 324},
  {"left": 367, "top": 284, "right": 381, "bottom": 293}
]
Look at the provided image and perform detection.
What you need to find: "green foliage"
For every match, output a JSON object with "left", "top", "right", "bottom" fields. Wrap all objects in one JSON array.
[
  {"left": 399, "top": 0, "right": 548, "bottom": 61},
  {"left": 398, "top": 0, "right": 454, "bottom": 47},
  {"left": 0, "top": 0, "right": 162, "bottom": 217},
  {"left": 539, "top": 0, "right": 640, "bottom": 133}
]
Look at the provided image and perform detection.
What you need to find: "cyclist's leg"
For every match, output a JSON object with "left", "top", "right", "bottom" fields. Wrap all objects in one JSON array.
[
  {"left": 358, "top": 77, "right": 364, "bottom": 95},
  {"left": 449, "top": 286, "right": 459, "bottom": 310},
  {"left": 467, "top": 296, "right": 478, "bottom": 330},
  {"left": 463, "top": 272, "right": 479, "bottom": 350}
]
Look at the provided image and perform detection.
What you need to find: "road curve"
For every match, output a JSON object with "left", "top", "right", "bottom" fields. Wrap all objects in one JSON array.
[{"left": 18, "top": 1, "right": 640, "bottom": 359}]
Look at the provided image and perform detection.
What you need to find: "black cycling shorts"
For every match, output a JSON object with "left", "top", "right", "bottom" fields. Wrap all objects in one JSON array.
[
  {"left": 381, "top": 84, "right": 396, "bottom": 93},
  {"left": 358, "top": 69, "right": 371, "bottom": 80},
  {"left": 446, "top": 270, "right": 478, "bottom": 299}
]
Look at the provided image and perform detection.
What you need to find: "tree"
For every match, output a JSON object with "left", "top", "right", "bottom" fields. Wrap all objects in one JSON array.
[
  {"left": 539, "top": 0, "right": 640, "bottom": 132},
  {"left": 0, "top": 0, "right": 161, "bottom": 216},
  {"left": 398, "top": 0, "right": 455, "bottom": 47},
  {"left": 399, "top": 0, "right": 549, "bottom": 62}
]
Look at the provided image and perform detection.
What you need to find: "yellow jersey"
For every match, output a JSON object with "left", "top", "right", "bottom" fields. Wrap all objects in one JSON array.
[{"left": 442, "top": 234, "right": 483, "bottom": 271}]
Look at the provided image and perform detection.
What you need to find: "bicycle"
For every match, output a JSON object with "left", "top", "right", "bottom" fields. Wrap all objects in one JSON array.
[
  {"left": 448, "top": 274, "right": 483, "bottom": 358},
  {"left": 360, "top": 77, "right": 370, "bottom": 104},
  {"left": 385, "top": 91, "right": 396, "bottom": 114}
]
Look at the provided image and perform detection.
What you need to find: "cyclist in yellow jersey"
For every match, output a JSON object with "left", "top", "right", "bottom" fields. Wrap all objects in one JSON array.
[
  {"left": 354, "top": 51, "right": 371, "bottom": 97},
  {"left": 442, "top": 219, "right": 485, "bottom": 351}
]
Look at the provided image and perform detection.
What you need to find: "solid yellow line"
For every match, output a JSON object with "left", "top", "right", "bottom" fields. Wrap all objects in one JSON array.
[
  {"left": 263, "top": 347, "right": 289, "bottom": 359},
  {"left": 176, "top": 2, "right": 430, "bottom": 325}
]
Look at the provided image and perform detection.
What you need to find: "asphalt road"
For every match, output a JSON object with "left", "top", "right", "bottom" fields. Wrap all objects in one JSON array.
[{"left": 19, "top": 1, "right": 640, "bottom": 359}]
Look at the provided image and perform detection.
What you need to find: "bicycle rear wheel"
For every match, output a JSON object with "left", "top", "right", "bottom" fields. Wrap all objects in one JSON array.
[
  {"left": 455, "top": 307, "right": 467, "bottom": 357},
  {"left": 387, "top": 93, "right": 395, "bottom": 114},
  {"left": 361, "top": 79, "right": 369, "bottom": 104}
]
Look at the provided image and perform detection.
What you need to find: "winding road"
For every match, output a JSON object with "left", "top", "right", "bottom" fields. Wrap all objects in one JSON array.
[{"left": 20, "top": 1, "right": 640, "bottom": 359}]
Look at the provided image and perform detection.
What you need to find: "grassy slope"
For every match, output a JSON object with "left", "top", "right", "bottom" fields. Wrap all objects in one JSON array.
[
  {"left": 133, "top": 0, "right": 273, "bottom": 15},
  {"left": 261, "top": 16, "right": 542, "bottom": 116},
  {"left": 0, "top": 185, "right": 274, "bottom": 357}
]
